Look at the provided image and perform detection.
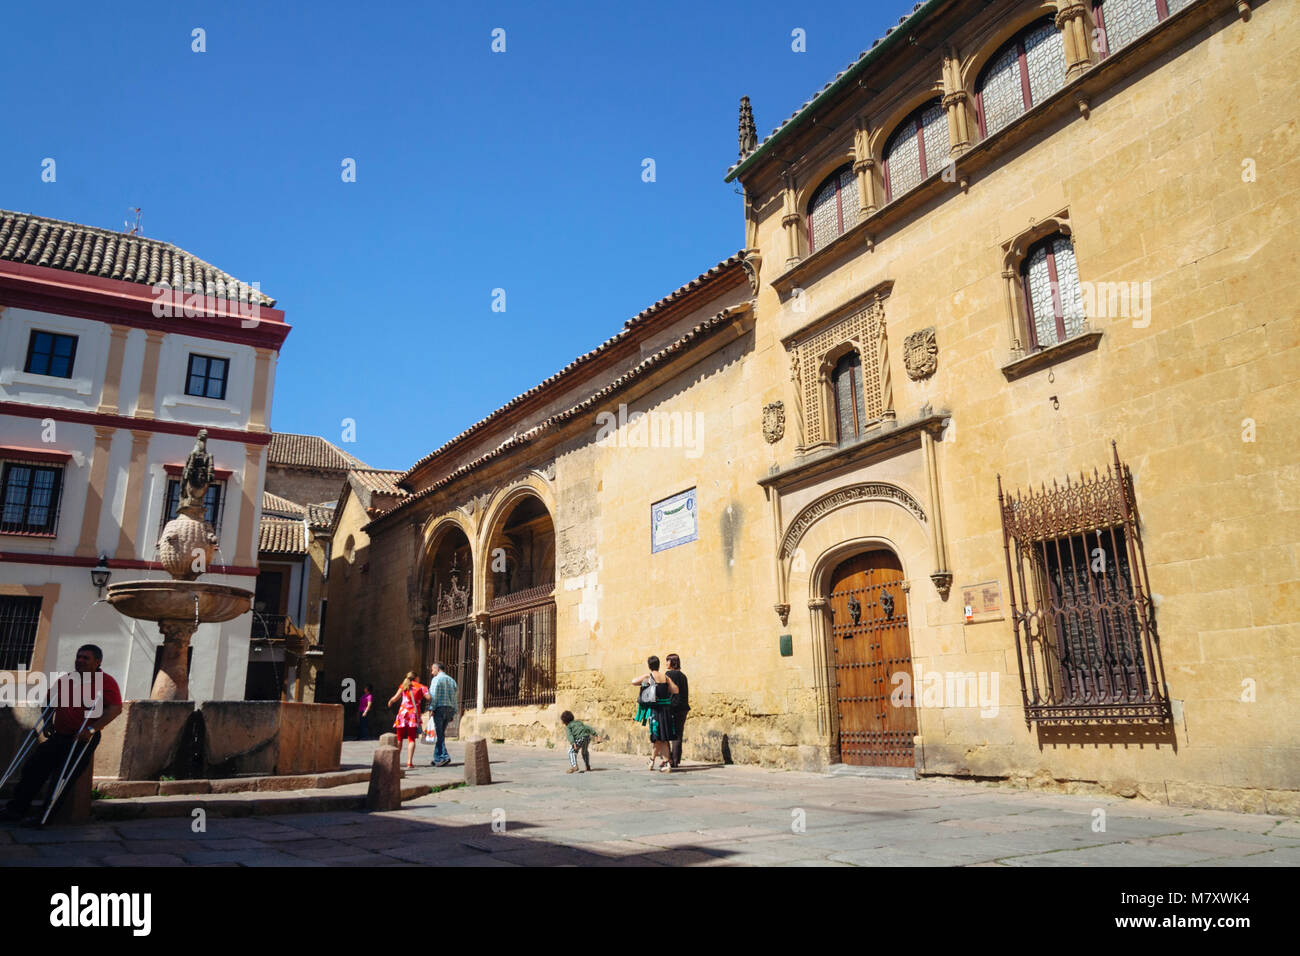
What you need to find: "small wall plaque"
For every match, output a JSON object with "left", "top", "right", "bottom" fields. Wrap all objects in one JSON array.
[
  {"left": 961, "top": 580, "right": 1004, "bottom": 624},
  {"left": 779, "top": 634, "right": 793, "bottom": 657}
]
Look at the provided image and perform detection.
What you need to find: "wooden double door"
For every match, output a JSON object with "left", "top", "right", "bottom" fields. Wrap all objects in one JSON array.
[{"left": 828, "top": 550, "right": 916, "bottom": 767}]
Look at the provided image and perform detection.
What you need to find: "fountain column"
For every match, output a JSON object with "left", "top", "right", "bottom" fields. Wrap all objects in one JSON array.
[{"left": 152, "top": 619, "right": 198, "bottom": 701}]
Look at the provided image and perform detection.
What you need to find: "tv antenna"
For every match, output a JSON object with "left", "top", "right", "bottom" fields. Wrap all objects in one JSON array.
[{"left": 124, "top": 207, "right": 142, "bottom": 236}]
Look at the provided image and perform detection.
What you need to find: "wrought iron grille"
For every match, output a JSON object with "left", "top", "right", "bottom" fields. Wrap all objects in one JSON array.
[
  {"left": 0, "top": 595, "right": 42, "bottom": 670},
  {"left": 485, "top": 594, "right": 555, "bottom": 708},
  {"left": 1, "top": 461, "right": 64, "bottom": 536},
  {"left": 429, "top": 625, "right": 477, "bottom": 710},
  {"left": 430, "top": 565, "right": 472, "bottom": 628},
  {"left": 998, "top": 443, "right": 1171, "bottom": 725}
]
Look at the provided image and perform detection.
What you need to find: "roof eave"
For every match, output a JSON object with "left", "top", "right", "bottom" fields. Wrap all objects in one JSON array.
[{"left": 723, "top": 0, "right": 947, "bottom": 184}]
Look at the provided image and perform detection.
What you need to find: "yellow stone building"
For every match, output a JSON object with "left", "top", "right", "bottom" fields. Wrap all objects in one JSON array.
[{"left": 326, "top": 0, "right": 1299, "bottom": 813}]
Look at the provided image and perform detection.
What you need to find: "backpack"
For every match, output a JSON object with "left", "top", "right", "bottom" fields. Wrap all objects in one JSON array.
[{"left": 639, "top": 679, "right": 658, "bottom": 705}]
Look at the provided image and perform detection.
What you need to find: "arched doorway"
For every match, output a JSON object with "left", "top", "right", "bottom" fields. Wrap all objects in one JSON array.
[
  {"left": 827, "top": 549, "right": 915, "bottom": 767},
  {"left": 484, "top": 494, "right": 556, "bottom": 707},
  {"left": 425, "top": 526, "right": 476, "bottom": 714}
]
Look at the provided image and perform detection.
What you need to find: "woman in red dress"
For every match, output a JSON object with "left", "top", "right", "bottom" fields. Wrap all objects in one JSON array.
[{"left": 388, "top": 672, "right": 427, "bottom": 768}]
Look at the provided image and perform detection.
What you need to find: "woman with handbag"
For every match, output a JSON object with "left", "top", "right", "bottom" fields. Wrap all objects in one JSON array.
[
  {"left": 387, "top": 672, "right": 427, "bottom": 769},
  {"left": 631, "top": 656, "right": 679, "bottom": 772}
]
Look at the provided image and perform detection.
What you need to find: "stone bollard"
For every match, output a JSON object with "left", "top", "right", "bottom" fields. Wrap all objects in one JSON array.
[
  {"left": 463, "top": 736, "right": 491, "bottom": 786},
  {"left": 365, "top": 743, "right": 402, "bottom": 811},
  {"left": 379, "top": 732, "right": 397, "bottom": 749}
]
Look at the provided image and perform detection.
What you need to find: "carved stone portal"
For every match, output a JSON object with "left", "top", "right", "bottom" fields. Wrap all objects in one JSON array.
[
  {"left": 904, "top": 327, "right": 938, "bottom": 380},
  {"left": 762, "top": 402, "right": 786, "bottom": 444}
]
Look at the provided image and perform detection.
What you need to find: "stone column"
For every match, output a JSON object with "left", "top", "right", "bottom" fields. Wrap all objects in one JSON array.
[
  {"left": 942, "top": 46, "right": 973, "bottom": 156},
  {"left": 475, "top": 612, "right": 489, "bottom": 716},
  {"left": 248, "top": 348, "right": 274, "bottom": 433},
  {"left": 75, "top": 427, "right": 116, "bottom": 558},
  {"left": 234, "top": 444, "right": 263, "bottom": 568},
  {"left": 769, "top": 489, "right": 788, "bottom": 626},
  {"left": 1003, "top": 268, "right": 1026, "bottom": 355},
  {"left": 96, "top": 325, "right": 131, "bottom": 415},
  {"left": 852, "top": 117, "right": 879, "bottom": 215},
  {"left": 780, "top": 169, "right": 801, "bottom": 269},
  {"left": 151, "top": 619, "right": 197, "bottom": 700},
  {"left": 115, "top": 430, "right": 152, "bottom": 560},
  {"left": 921, "top": 428, "right": 953, "bottom": 599},
  {"left": 135, "top": 330, "right": 165, "bottom": 419},
  {"left": 1055, "top": 1, "right": 1094, "bottom": 80}
]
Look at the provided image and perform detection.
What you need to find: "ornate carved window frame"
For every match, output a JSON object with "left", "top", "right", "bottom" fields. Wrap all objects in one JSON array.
[{"left": 784, "top": 282, "right": 895, "bottom": 454}]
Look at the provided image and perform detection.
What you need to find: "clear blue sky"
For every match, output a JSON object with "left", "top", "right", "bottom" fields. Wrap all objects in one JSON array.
[{"left": 3, "top": 0, "right": 910, "bottom": 471}]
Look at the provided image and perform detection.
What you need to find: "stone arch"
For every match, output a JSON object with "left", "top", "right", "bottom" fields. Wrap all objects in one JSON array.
[
  {"left": 958, "top": 2, "right": 1062, "bottom": 92},
  {"left": 475, "top": 473, "right": 558, "bottom": 608},
  {"left": 416, "top": 510, "right": 477, "bottom": 605},
  {"left": 794, "top": 152, "right": 859, "bottom": 216},
  {"left": 866, "top": 86, "right": 948, "bottom": 158}
]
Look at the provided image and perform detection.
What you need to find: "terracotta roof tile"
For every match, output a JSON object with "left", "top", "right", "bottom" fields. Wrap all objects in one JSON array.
[
  {"left": 267, "top": 433, "right": 369, "bottom": 471},
  {"left": 401, "top": 253, "right": 746, "bottom": 481},
  {"left": 259, "top": 517, "right": 306, "bottom": 555},
  {"left": 306, "top": 502, "right": 337, "bottom": 529},
  {"left": 369, "top": 302, "right": 750, "bottom": 530},
  {"left": 0, "top": 209, "right": 275, "bottom": 306},
  {"left": 350, "top": 468, "right": 406, "bottom": 497},
  {"left": 261, "top": 491, "right": 305, "bottom": 517}
]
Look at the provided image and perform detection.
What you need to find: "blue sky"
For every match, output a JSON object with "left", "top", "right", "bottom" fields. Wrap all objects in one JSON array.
[{"left": 2, "top": 0, "right": 911, "bottom": 471}]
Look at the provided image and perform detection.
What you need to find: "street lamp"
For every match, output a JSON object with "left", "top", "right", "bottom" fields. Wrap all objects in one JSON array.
[{"left": 91, "top": 554, "right": 111, "bottom": 597}]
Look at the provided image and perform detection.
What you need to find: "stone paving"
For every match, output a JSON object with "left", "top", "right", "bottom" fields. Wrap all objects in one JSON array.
[{"left": 2, "top": 739, "right": 1297, "bottom": 866}]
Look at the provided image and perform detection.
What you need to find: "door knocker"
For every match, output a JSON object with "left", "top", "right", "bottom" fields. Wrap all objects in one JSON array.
[
  {"left": 847, "top": 595, "right": 861, "bottom": 625},
  {"left": 880, "top": 587, "right": 895, "bottom": 620}
]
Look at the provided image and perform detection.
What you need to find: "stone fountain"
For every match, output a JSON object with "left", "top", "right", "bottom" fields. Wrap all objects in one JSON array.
[{"left": 106, "top": 429, "right": 252, "bottom": 700}]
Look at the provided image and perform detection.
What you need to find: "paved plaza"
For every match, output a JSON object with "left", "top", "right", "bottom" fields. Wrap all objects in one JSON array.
[{"left": 2, "top": 739, "right": 1297, "bottom": 866}]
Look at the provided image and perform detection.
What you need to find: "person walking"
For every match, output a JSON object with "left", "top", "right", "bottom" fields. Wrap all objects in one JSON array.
[
  {"left": 387, "top": 672, "right": 427, "bottom": 769},
  {"left": 427, "top": 662, "right": 459, "bottom": 767},
  {"left": 358, "top": 684, "right": 373, "bottom": 740},
  {"left": 632, "top": 656, "right": 678, "bottom": 772},
  {"left": 1, "top": 644, "right": 122, "bottom": 824},
  {"left": 665, "top": 654, "right": 690, "bottom": 769}
]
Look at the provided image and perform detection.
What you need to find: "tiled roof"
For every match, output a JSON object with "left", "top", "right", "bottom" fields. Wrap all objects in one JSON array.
[
  {"left": 267, "top": 433, "right": 369, "bottom": 472},
  {"left": 0, "top": 209, "right": 275, "bottom": 306},
  {"left": 306, "top": 502, "right": 337, "bottom": 529},
  {"left": 259, "top": 517, "right": 306, "bottom": 556},
  {"left": 261, "top": 491, "right": 305, "bottom": 518},
  {"left": 369, "top": 302, "right": 751, "bottom": 530},
  {"left": 725, "top": 1, "right": 936, "bottom": 182},
  {"left": 401, "top": 253, "right": 746, "bottom": 481},
  {"left": 350, "top": 468, "right": 406, "bottom": 497}
]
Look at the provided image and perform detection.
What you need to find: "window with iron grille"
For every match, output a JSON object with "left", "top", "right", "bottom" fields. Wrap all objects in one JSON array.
[
  {"left": 998, "top": 444, "right": 1171, "bottom": 724},
  {"left": 23, "top": 330, "right": 78, "bottom": 378},
  {"left": 1092, "top": 0, "right": 1193, "bottom": 59},
  {"left": 0, "top": 596, "right": 42, "bottom": 670},
  {"left": 160, "top": 478, "right": 224, "bottom": 536},
  {"left": 1, "top": 462, "right": 64, "bottom": 535},
  {"left": 883, "top": 100, "right": 950, "bottom": 203},
  {"left": 1021, "top": 233, "right": 1086, "bottom": 350},
  {"left": 807, "top": 165, "right": 859, "bottom": 253},
  {"left": 185, "top": 354, "right": 229, "bottom": 400},
  {"left": 976, "top": 20, "right": 1067, "bottom": 139},
  {"left": 832, "top": 351, "right": 870, "bottom": 443}
]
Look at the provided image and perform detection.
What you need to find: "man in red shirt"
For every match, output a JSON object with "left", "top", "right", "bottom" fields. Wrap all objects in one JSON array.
[{"left": 1, "top": 644, "right": 122, "bottom": 823}]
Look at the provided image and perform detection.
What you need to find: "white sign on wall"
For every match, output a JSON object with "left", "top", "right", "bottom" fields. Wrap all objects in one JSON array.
[{"left": 651, "top": 488, "right": 698, "bottom": 554}]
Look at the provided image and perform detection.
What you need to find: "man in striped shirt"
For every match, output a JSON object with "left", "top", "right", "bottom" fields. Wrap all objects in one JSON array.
[{"left": 427, "top": 663, "right": 459, "bottom": 768}]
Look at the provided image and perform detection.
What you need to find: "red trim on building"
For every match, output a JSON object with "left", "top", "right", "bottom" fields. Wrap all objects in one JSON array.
[
  {"left": 0, "top": 445, "right": 73, "bottom": 464},
  {"left": 163, "top": 463, "right": 234, "bottom": 479},
  {"left": 0, "top": 260, "right": 290, "bottom": 351},
  {"left": 0, "top": 551, "right": 259, "bottom": 577},
  {"left": 0, "top": 402, "right": 272, "bottom": 446}
]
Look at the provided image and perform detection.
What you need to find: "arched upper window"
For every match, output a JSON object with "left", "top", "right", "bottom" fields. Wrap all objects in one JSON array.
[
  {"left": 1092, "top": 0, "right": 1193, "bottom": 59},
  {"left": 883, "top": 101, "right": 951, "bottom": 203},
  {"left": 831, "top": 350, "right": 870, "bottom": 443},
  {"left": 807, "top": 166, "right": 859, "bottom": 253},
  {"left": 1021, "top": 234, "right": 1085, "bottom": 350},
  {"left": 976, "top": 20, "right": 1067, "bottom": 140}
]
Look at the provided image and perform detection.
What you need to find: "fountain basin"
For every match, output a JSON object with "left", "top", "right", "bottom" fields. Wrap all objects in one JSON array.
[{"left": 106, "top": 580, "right": 252, "bottom": 623}]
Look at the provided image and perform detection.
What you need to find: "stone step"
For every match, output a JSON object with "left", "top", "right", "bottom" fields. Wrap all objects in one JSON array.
[
  {"left": 89, "top": 780, "right": 437, "bottom": 820},
  {"left": 93, "top": 768, "right": 371, "bottom": 799}
]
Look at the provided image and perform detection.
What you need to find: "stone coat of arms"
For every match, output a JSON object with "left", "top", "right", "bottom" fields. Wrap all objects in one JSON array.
[
  {"left": 762, "top": 402, "right": 785, "bottom": 443},
  {"left": 904, "top": 327, "right": 938, "bottom": 380}
]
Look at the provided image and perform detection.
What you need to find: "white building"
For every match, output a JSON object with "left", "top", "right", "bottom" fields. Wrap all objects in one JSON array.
[{"left": 0, "top": 209, "right": 290, "bottom": 701}]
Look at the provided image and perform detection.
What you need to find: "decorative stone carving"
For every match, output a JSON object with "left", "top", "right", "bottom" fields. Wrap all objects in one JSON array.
[
  {"left": 741, "top": 249, "right": 762, "bottom": 295},
  {"left": 762, "top": 402, "right": 786, "bottom": 444},
  {"left": 779, "top": 483, "right": 927, "bottom": 560},
  {"left": 930, "top": 571, "right": 953, "bottom": 600},
  {"left": 542, "top": 461, "right": 557, "bottom": 481},
  {"left": 774, "top": 603, "right": 790, "bottom": 627},
  {"left": 738, "top": 96, "right": 758, "bottom": 158},
  {"left": 904, "top": 327, "right": 938, "bottom": 380}
]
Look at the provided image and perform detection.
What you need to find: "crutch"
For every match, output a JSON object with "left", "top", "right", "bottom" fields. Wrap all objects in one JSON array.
[
  {"left": 39, "top": 713, "right": 96, "bottom": 826},
  {"left": 0, "top": 704, "right": 55, "bottom": 791}
]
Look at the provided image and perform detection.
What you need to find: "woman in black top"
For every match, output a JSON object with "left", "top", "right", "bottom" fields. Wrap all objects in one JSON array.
[
  {"left": 632, "top": 655, "right": 679, "bottom": 772},
  {"left": 665, "top": 654, "right": 689, "bottom": 769}
]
